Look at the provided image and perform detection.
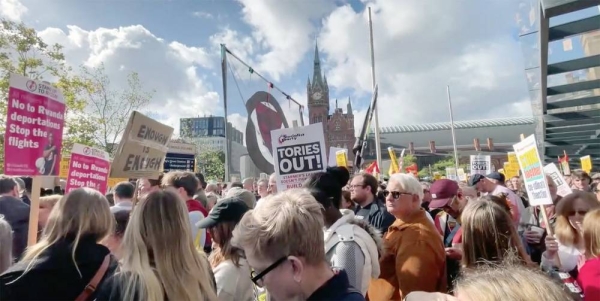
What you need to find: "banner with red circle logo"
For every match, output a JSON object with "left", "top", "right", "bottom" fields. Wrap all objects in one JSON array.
[{"left": 65, "top": 144, "right": 110, "bottom": 194}]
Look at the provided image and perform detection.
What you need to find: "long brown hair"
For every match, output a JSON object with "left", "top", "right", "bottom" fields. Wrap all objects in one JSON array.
[
  {"left": 555, "top": 191, "right": 600, "bottom": 246},
  {"left": 208, "top": 221, "right": 242, "bottom": 268},
  {"left": 461, "top": 199, "right": 531, "bottom": 268}
]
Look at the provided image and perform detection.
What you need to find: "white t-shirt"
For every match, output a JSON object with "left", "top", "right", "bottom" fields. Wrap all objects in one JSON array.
[{"left": 213, "top": 257, "right": 254, "bottom": 301}]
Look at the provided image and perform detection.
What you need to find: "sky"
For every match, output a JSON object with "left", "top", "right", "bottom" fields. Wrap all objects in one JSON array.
[{"left": 1, "top": 0, "right": 598, "bottom": 142}]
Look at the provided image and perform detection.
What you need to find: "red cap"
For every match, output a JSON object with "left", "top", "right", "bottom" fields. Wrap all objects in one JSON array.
[{"left": 429, "top": 179, "right": 459, "bottom": 209}]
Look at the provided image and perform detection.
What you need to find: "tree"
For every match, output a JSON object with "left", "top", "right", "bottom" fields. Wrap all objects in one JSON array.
[
  {"left": 79, "top": 63, "right": 154, "bottom": 155},
  {"left": 0, "top": 19, "right": 94, "bottom": 170},
  {"left": 198, "top": 150, "right": 225, "bottom": 181},
  {"left": 418, "top": 156, "right": 469, "bottom": 179}
]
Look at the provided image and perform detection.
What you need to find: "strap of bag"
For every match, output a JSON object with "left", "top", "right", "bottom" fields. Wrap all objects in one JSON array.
[{"left": 75, "top": 254, "right": 111, "bottom": 301}]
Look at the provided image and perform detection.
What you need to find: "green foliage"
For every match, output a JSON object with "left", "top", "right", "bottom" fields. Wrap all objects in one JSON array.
[
  {"left": 403, "top": 154, "right": 416, "bottom": 166},
  {"left": 198, "top": 151, "right": 225, "bottom": 181},
  {"left": 418, "top": 156, "right": 469, "bottom": 179},
  {"left": 0, "top": 18, "right": 91, "bottom": 169},
  {"left": 78, "top": 63, "right": 153, "bottom": 156}
]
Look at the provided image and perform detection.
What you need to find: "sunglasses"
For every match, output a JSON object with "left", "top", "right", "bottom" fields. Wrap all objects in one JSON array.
[
  {"left": 250, "top": 256, "right": 288, "bottom": 287},
  {"left": 382, "top": 190, "right": 412, "bottom": 199},
  {"left": 568, "top": 210, "right": 588, "bottom": 216}
]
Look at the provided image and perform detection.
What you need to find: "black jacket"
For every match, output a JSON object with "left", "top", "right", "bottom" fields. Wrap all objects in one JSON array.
[
  {"left": 0, "top": 235, "right": 118, "bottom": 301},
  {"left": 0, "top": 195, "right": 30, "bottom": 259}
]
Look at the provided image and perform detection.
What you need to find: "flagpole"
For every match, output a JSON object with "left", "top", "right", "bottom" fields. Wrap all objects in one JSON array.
[
  {"left": 368, "top": 7, "right": 382, "bottom": 174},
  {"left": 446, "top": 85, "right": 459, "bottom": 177},
  {"left": 220, "top": 44, "right": 230, "bottom": 182}
]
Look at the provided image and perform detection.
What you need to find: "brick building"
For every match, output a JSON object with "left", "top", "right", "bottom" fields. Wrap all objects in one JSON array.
[{"left": 307, "top": 44, "right": 356, "bottom": 162}]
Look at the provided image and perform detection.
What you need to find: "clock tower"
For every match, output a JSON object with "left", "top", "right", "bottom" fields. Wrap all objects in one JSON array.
[{"left": 307, "top": 43, "right": 329, "bottom": 137}]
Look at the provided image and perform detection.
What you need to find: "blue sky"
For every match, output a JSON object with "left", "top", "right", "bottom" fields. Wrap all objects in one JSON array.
[{"left": 2, "top": 0, "right": 599, "bottom": 141}]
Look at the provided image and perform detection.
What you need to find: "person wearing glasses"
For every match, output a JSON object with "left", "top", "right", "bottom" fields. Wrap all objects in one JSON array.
[
  {"left": 349, "top": 173, "right": 395, "bottom": 234},
  {"left": 368, "top": 173, "right": 446, "bottom": 300},
  {"left": 542, "top": 191, "right": 600, "bottom": 274},
  {"left": 197, "top": 197, "right": 253, "bottom": 301},
  {"left": 231, "top": 189, "right": 365, "bottom": 301}
]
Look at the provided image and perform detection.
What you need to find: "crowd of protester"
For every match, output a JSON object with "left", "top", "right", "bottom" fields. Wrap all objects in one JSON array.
[{"left": 0, "top": 167, "right": 598, "bottom": 300}]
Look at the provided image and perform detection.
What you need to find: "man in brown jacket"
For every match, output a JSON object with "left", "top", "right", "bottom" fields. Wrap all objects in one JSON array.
[{"left": 367, "top": 173, "right": 446, "bottom": 300}]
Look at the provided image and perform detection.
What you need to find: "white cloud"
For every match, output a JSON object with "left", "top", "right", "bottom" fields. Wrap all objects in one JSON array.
[
  {"left": 0, "top": 0, "right": 27, "bottom": 21},
  {"left": 191, "top": 11, "right": 213, "bottom": 19},
  {"left": 37, "top": 24, "right": 220, "bottom": 138},
  {"left": 318, "top": 0, "right": 531, "bottom": 126},
  {"left": 234, "top": 0, "right": 336, "bottom": 81}
]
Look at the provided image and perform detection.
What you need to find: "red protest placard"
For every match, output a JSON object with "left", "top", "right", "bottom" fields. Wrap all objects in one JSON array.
[
  {"left": 4, "top": 74, "right": 66, "bottom": 176},
  {"left": 66, "top": 144, "right": 110, "bottom": 194}
]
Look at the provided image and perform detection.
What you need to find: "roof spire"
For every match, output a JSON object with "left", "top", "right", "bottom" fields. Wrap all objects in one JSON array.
[{"left": 312, "top": 41, "right": 323, "bottom": 87}]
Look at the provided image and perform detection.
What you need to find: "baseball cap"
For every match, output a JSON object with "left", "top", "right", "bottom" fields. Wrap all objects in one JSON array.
[
  {"left": 196, "top": 197, "right": 249, "bottom": 229},
  {"left": 486, "top": 172, "right": 505, "bottom": 183},
  {"left": 428, "top": 179, "right": 459, "bottom": 209},
  {"left": 468, "top": 174, "right": 485, "bottom": 187}
]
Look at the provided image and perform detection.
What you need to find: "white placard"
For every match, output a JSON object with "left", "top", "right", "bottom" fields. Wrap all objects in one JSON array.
[
  {"left": 328, "top": 146, "right": 347, "bottom": 167},
  {"left": 543, "top": 163, "right": 572, "bottom": 197},
  {"left": 470, "top": 155, "right": 491, "bottom": 175},
  {"left": 513, "top": 135, "right": 553, "bottom": 206},
  {"left": 271, "top": 123, "right": 327, "bottom": 192}
]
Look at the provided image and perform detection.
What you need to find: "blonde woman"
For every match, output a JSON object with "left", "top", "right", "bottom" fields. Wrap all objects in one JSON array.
[
  {"left": 96, "top": 190, "right": 217, "bottom": 301},
  {"left": 38, "top": 194, "right": 61, "bottom": 229},
  {"left": 460, "top": 199, "right": 531, "bottom": 269},
  {"left": 453, "top": 260, "right": 573, "bottom": 301},
  {"left": 542, "top": 191, "right": 600, "bottom": 273},
  {"left": 0, "top": 188, "right": 116, "bottom": 300},
  {"left": 578, "top": 208, "right": 600, "bottom": 300},
  {"left": 198, "top": 197, "right": 253, "bottom": 301},
  {"left": 0, "top": 216, "right": 12, "bottom": 274}
]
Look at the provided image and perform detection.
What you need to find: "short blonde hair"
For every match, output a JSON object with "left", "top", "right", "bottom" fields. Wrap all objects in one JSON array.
[
  {"left": 583, "top": 208, "right": 600, "bottom": 258},
  {"left": 455, "top": 260, "right": 572, "bottom": 301},
  {"left": 231, "top": 189, "right": 325, "bottom": 264},
  {"left": 40, "top": 195, "right": 61, "bottom": 207}
]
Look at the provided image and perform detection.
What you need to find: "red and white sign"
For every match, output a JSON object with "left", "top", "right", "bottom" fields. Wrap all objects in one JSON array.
[
  {"left": 66, "top": 144, "right": 110, "bottom": 194},
  {"left": 4, "top": 74, "right": 66, "bottom": 176}
]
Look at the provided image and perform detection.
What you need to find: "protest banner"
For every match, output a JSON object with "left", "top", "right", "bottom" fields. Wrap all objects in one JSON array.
[
  {"left": 110, "top": 111, "right": 173, "bottom": 179},
  {"left": 59, "top": 157, "right": 70, "bottom": 178},
  {"left": 513, "top": 135, "right": 553, "bottom": 206},
  {"left": 580, "top": 155, "right": 592, "bottom": 174},
  {"left": 336, "top": 149, "right": 348, "bottom": 167},
  {"left": 163, "top": 140, "right": 196, "bottom": 172},
  {"left": 543, "top": 163, "right": 573, "bottom": 197},
  {"left": 470, "top": 155, "right": 491, "bottom": 175},
  {"left": 328, "top": 147, "right": 346, "bottom": 167},
  {"left": 457, "top": 168, "right": 467, "bottom": 182},
  {"left": 446, "top": 167, "right": 459, "bottom": 182},
  {"left": 107, "top": 178, "right": 129, "bottom": 190},
  {"left": 65, "top": 144, "right": 110, "bottom": 194},
  {"left": 4, "top": 74, "right": 66, "bottom": 176},
  {"left": 271, "top": 123, "right": 326, "bottom": 191},
  {"left": 388, "top": 147, "right": 400, "bottom": 174}
]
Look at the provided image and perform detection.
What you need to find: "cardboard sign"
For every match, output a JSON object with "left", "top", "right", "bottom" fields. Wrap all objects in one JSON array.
[
  {"left": 110, "top": 111, "right": 173, "bottom": 179},
  {"left": 470, "top": 155, "right": 491, "bottom": 175},
  {"left": 66, "top": 144, "right": 110, "bottom": 194},
  {"left": 59, "top": 156, "right": 70, "bottom": 178},
  {"left": 271, "top": 123, "right": 326, "bottom": 191},
  {"left": 4, "top": 74, "right": 66, "bottom": 176},
  {"left": 328, "top": 147, "right": 347, "bottom": 167},
  {"left": 543, "top": 163, "right": 572, "bottom": 197},
  {"left": 336, "top": 150, "right": 348, "bottom": 167},
  {"left": 513, "top": 135, "right": 553, "bottom": 206}
]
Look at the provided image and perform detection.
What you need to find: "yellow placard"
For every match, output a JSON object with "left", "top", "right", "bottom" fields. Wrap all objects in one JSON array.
[
  {"left": 107, "top": 178, "right": 129, "bottom": 190},
  {"left": 336, "top": 150, "right": 348, "bottom": 167},
  {"left": 59, "top": 157, "right": 70, "bottom": 178},
  {"left": 388, "top": 147, "right": 399, "bottom": 174},
  {"left": 580, "top": 155, "right": 592, "bottom": 173}
]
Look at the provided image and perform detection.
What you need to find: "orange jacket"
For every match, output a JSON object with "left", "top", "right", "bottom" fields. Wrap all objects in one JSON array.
[{"left": 367, "top": 209, "right": 447, "bottom": 300}]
